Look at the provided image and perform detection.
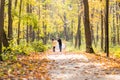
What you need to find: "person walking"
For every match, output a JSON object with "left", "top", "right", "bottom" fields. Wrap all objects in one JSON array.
[{"left": 57, "top": 38, "right": 62, "bottom": 52}]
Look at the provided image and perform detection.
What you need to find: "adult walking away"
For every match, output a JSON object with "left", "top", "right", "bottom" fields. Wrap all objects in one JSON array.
[
  {"left": 52, "top": 39, "right": 57, "bottom": 52},
  {"left": 58, "top": 38, "right": 62, "bottom": 52}
]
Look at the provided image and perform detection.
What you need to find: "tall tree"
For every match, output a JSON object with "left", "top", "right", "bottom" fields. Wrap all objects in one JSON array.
[
  {"left": 100, "top": 0, "right": 104, "bottom": 50},
  {"left": 17, "top": 0, "right": 22, "bottom": 45},
  {"left": 0, "top": 0, "right": 5, "bottom": 61},
  {"left": 116, "top": 1, "right": 120, "bottom": 45},
  {"left": 112, "top": 3, "right": 116, "bottom": 46},
  {"left": 75, "top": 13, "right": 81, "bottom": 48},
  {"left": 75, "top": 2, "right": 82, "bottom": 48},
  {"left": 26, "top": 2, "right": 29, "bottom": 43},
  {"left": 8, "top": 0, "right": 13, "bottom": 40},
  {"left": 105, "top": 0, "right": 109, "bottom": 57},
  {"left": 83, "top": 0, "right": 94, "bottom": 53}
]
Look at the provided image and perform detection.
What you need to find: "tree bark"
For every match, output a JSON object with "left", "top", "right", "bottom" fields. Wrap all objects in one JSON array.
[
  {"left": 100, "top": 0, "right": 104, "bottom": 51},
  {"left": 112, "top": 5, "right": 116, "bottom": 46},
  {"left": 116, "top": 2, "right": 120, "bottom": 45},
  {"left": 105, "top": 0, "right": 109, "bottom": 57},
  {"left": 63, "top": 12, "right": 68, "bottom": 41},
  {"left": 83, "top": 0, "right": 94, "bottom": 53},
  {"left": 101, "top": 11, "right": 104, "bottom": 50},
  {"left": 71, "top": 20, "right": 74, "bottom": 43},
  {"left": 0, "top": 0, "right": 5, "bottom": 61},
  {"left": 8, "top": 0, "right": 13, "bottom": 40},
  {"left": 26, "top": 2, "right": 29, "bottom": 43},
  {"left": 3, "top": 30, "right": 9, "bottom": 48},
  {"left": 17, "top": 0, "right": 22, "bottom": 45},
  {"left": 75, "top": 13, "right": 81, "bottom": 48}
]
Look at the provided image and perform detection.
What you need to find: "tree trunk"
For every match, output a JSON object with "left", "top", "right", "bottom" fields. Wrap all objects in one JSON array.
[
  {"left": 63, "top": 12, "right": 68, "bottom": 41},
  {"left": 17, "top": 0, "right": 22, "bottom": 45},
  {"left": 26, "top": 24, "right": 29, "bottom": 43},
  {"left": 94, "top": 23, "right": 99, "bottom": 47},
  {"left": 83, "top": 0, "right": 94, "bottom": 53},
  {"left": 32, "top": 30, "right": 35, "bottom": 42},
  {"left": 75, "top": 13, "right": 81, "bottom": 48},
  {"left": 37, "top": 28, "right": 40, "bottom": 41},
  {"left": 0, "top": 0, "right": 5, "bottom": 61},
  {"left": 43, "top": 21, "right": 47, "bottom": 44},
  {"left": 116, "top": 14, "right": 120, "bottom": 45},
  {"left": 71, "top": 20, "right": 74, "bottom": 43},
  {"left": 91, "top": 25, "right": 95, "bottom": 46},
  {"left": 105, "top": 0, "right": 109, "bottom": 57},
  {"left": 116, "top": 2, "right": 120, "bottom": 45},
  {"left": 112, "top": 5, "right": 116, "bottom": 46},
  {"left": 3, "top": 30, "right": 9, "bottom": 47},
  {"left": 26, "top": 3, "right": 29, "bottom": 43},
  {"left": 101, "top": 11, "right": 104, "bottom": 50},
  {"left": 8, "top": 0, "right": 13, "bottom": 40},
  {"left": 29, "top": 25, "right": 32, "bottom": 42}
]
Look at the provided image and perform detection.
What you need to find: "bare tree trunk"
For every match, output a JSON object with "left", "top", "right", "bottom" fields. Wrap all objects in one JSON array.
[
  {"left": 26, "top": 2, "right": 29, "bottom": 43},
  {"left": 101, "top": 9, "right": 104, "bottom": 50},
  {"left": 94, "top": 23, "right": 99, "bottom": 47},
  {"left": 29, "top": 25, "right": 32, "bottom": 42},
  {"left": 3, "top": 30, "right": 9, "bottom": 47},
  {"left": 105, "top": 0, "right": 109, "bottom": 57},
  {"left": 43, "top": 21, "right": 47, "bottom": 44},
  {"left": 37, "top": 28, "right": 40, "bottom": 41},
  {"left": 83, "top": 0, "right": 94, "bottom": 53},
  {"left": 17, "top": 0, "right": 22, "bottom": 45},
  {"left": 26, "top": 24, "right": 29, "bottom": 43},
  {"left": 71, "top": 20, "right": 74, "bottom": 43},
  {"left": 100, "top": 0, "right": 104, "bottom": 50},
  {"left": 116, "top": 14, "right": 120, "bottom": 44},
  {"left": 8, "top": 0, "right": 13, "bottom": 41},
  {"left": 112, "top": 4, "right": 116, "bottom": 46},
  {"left": 75, "top": 13, "right": 81, "bottom": 48},
  {"left": 91, "top": 25, "right": 95, "bottom": 46},
  {"left": 116, "top": 2, "right": 120, "bottom": 45},
  {"left": 63, "top": 12, "right": 68, "bottom": 41},
  {"left": 0, "top": 0, "right": 5, "bottom": 61}
]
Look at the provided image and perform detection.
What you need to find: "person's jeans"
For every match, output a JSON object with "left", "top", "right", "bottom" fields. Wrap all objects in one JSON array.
[{"left": 59, "top": 45, "right": 62, "bottom": 52}]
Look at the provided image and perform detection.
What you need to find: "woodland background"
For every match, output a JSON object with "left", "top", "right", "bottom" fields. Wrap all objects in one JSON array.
[{"left": 0, "top": 0, "right": 120, "bottom": 60}]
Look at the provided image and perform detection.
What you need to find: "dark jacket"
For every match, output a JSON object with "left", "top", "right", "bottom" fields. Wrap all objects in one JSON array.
[{"left": 58, "top": 39, "right": 62, "bottom": 46}]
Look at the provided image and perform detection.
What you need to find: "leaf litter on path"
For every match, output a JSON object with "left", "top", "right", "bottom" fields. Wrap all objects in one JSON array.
[{"left": 47, "top": 52, "right": 120, "bottom": 80}]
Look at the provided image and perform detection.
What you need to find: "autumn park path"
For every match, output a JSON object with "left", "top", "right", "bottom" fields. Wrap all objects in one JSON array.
[
  {"left": 47, "top": 52, "right": 120, "bottom": 80},
  {"left": 1, "top": 44, "right": 120, "bottom": 79}
]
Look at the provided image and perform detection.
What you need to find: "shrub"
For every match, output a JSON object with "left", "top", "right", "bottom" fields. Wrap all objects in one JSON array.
[{"left": 31, "top": 41, "right": 47, "bottom": 52}]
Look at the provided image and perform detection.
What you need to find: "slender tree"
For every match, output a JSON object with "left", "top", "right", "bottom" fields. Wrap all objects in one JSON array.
[
  {"left": 26, "top": 2, "right": 30, "bottom": 43},
  {"left": 75, "top": 13, "right": 81, "bottom": 48},
  {"left": 100, "top": 0, "right": 104, "bottom": 50},
  {"left": 112, "top": 3, "right": 116, "bottom": 46},
  {"left": 17, "top": 0, "right": 22, "bottom": 45},
  {"left": 116, "top": 1, "right": 120, "bottom": 45},
  {"left": 105, "top": 0, "right": 109, "bottom": 57},
  {"left": 83, "top": 0, "right": 94, "bottom": 53},
  {"left": 8, "top": 0, "right": 13, "bottom": 40},
  {"left": 0, "top": 0, "right": 5, "bottom": 61},
  {"left": 75, "top": 2, "right": 82, "bottom": 48}
]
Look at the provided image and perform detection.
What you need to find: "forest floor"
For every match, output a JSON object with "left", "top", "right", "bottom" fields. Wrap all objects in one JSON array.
[{"left": 1, "top": 45, "right": 120, "bottom": 80}]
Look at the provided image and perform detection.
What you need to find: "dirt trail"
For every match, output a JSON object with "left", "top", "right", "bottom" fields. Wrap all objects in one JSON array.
[{"left": 47, "top": 53, "right": 120, "bottom": 80}]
